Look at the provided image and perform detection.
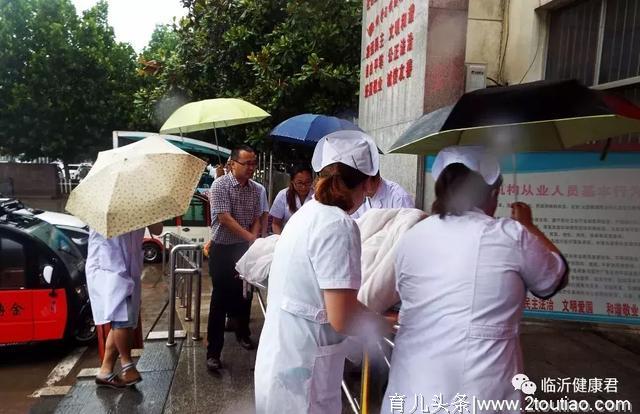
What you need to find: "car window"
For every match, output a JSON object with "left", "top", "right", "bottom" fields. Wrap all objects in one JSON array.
[
  {"left": 181, "top": 197, "right": 207, "bottom": 227},
  {"left": 0, "top": 237, "right": 27, "bottom": 289},
  {"left": 58, "top": 227, "right": 87, "bottom": 241},
  {"left": 26, "top": 221, "right": 84, "bottom": 273}
]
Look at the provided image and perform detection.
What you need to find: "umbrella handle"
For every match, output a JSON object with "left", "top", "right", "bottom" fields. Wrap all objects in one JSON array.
[
  {"left": 512, "top": 152, "right": 518, "bottom": 203},
  {"left": 213, "top": 128, "right": 222, "bottom": 166},
  {"left": 600, "top": 138, "right": 612, "bottom": 161}
]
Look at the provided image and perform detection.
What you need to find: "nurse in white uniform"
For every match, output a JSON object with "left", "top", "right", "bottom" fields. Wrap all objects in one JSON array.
[
  {"left": 254, "top": 130, "right": 391, "bottom": 414},
  {"left": 383, "top": 146, "right": 568, "bottom": 413},
  {"left": 269, "top": 163, "right": 314, "bottom": 234},
  {"left": 351, "top": 172, "right": 414, "bottom": 219}
]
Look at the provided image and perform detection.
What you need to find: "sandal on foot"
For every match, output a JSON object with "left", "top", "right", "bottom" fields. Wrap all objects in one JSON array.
[
  {"left": 118, "top": 364, "right": 142, "bottom": 386},
  {"left": 95, "top": 373, "right": 126, "bottom": 389}
]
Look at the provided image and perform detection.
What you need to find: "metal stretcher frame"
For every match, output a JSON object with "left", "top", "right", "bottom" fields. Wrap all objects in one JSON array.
[
  {"left": 240, "top": 276, "right": 362, "bottom": 414},
  {"left": 359, "top": 332, "right": 396, "bottom": 413}
]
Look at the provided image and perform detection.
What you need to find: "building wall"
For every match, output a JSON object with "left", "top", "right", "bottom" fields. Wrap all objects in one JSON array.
[
  {"left": 465, "top": 0, "right": 549, "bottom": 87},
  {"left": 0, "top": 163, "right": 60, "bottom": 199},
  {"left": 359, "top": 0, "right": 469, "bottom": 204},
  {"left": 466, "top": 0, "right": 504, "bottom": 82},
  {"left": 358, "top": 0, "right": 430, "bottom": 200}
]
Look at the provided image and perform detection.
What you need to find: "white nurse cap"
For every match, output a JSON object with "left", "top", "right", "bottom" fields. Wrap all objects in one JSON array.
[
  {"left": 431, "top": 146, "right": 501, "bottom": 185},
  {"left": 311, "top": 130, "right": 380, "bottom": 176}
]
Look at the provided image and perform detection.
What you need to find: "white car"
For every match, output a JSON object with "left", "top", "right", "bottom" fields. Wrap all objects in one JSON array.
[{"left": 0, "top": 197, "right": 89, "bottom": 256}]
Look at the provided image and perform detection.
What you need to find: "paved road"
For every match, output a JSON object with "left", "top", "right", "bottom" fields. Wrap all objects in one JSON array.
[
  {"left": 0, "top": 264, "right": 168, "bottom": 414},
  {"left": 0, "top": 341, "right": 100, "bottom": 413}
]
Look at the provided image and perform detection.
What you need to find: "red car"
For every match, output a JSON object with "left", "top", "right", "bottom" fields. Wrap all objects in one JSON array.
[{"left": 0, "top": 213, "right": 95, "bottom": 346}]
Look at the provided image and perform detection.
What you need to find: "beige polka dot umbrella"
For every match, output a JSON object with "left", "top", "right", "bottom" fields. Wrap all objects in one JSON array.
[{"left": 66, "top": 135, "right": 207, "bottom": 238}]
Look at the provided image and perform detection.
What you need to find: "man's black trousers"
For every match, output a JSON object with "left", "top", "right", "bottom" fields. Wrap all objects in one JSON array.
[{"left": 206, "top": 242, "right": 251, "bottom": 359}]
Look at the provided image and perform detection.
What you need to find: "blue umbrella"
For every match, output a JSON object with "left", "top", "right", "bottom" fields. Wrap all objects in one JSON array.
[{"left": 269, "top": 114, "right": 362, "bottom": 146}]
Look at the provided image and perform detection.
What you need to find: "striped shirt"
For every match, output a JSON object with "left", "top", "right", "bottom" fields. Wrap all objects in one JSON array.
[{"left": 209, "top": 173, "right": 262, "bottom": 245}]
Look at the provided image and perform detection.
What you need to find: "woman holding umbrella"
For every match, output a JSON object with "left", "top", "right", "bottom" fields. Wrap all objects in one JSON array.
[
  {"left": 383, "top": 146, "right": 568, "bottom": 412},
  {"left": 269, "top": 163, "right": 314, "bottom": 234},
  {"left": 254, "top": 131, "right": 391, "bottom": 413}
]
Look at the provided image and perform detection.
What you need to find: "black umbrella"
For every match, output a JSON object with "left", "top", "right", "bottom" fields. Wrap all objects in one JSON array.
[{"left": 389, "top": 79, "right": 640, "bottom": 156}]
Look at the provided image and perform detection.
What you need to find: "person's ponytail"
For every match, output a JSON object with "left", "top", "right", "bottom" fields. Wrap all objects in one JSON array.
[{"left": 315, "top": 163, "right": 368, "bottom": 211}]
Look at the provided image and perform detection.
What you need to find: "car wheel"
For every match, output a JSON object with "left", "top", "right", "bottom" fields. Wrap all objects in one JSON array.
[
  {"left": 143, "top": 242, "right": 161, "bottom": 263},
  {"left": 74, "top": 308, "right": 97, "bottom": 344}
]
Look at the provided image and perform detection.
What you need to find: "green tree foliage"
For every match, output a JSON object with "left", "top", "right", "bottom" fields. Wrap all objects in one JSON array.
[
  {"left": 0, "top": 0, "right": 139, "bottom": 165},
  {"left": 132, "top": 24, "right": 186, "bottom": 131},
  {"left": 136, "top": 0, "right": 362, "bottom": 149}
]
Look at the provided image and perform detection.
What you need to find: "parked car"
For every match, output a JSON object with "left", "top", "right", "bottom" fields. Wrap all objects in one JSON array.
[
  {"left": 143, "top": 193, "right": 211, "bottom": 263},
  {"left": 0, "top": 197, "right": 89, "bottom": 257},
  {"left": 0, "top": 213, "right": 95, "bottom": 346},
  {"left": 68, "top": 163, "right": 92, "bottom": 182}
]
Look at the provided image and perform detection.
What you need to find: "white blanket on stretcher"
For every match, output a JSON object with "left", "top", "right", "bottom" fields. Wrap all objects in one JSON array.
[
  {"left": 356, "top": 208, "right": 427, "bottom": 312},
  {"left": 235, "top": 208, "right": 427, "bottom": 312},
  {"left": 235, "top": 234, "right": 280, "bottom": 284}
]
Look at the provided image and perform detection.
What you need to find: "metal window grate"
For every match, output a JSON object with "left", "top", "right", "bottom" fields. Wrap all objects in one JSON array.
[
  {"left": 599, "top": 0, "right": 640, "bottom": 84},
  {"left": 546, "top": 0, "right": 602, "bottom": 85},
  {"left": 547, "top": 0, "right": 640, "bottom": 86}
]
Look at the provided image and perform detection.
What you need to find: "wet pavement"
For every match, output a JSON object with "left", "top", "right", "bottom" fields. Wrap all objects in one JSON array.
[
  {"left": 53, "top": 340, "right": 183, "bottom": 414},
  {"left": 521, "top": 320, "right": 640, "bottom": 408},
  {"left": 163, "top": 315, "right": 262, "bottom": 414},
  {"left": 0, "top": 342, "right": 84, "bottom": 414}
]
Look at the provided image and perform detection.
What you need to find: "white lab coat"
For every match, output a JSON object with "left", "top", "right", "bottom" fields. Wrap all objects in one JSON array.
[
  {"left": 85, "top": 229, "right": 145, "bottom": 324},
  {"left": 383, "top": 210, "right": 566, "bottom": 413},
  {"left": 351, "top": 178, "right": 414, "bottom": 219},
  {"left": 269, "top": 187, "right": 314, "bottom": 226},
  {"left": 254, "top": 199, "right": 361, "bottom": 414},
  {"left": 251, "top": 179, "right": 270, "bottom": 213}
]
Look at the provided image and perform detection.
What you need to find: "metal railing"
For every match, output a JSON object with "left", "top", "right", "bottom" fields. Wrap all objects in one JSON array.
[
  {"left": 166, "top": 238, "right": 203, "bottom": 347},
  {"left": 161, "top": 232, "right": 182, "bottom": 276},
  {"left": 58, "top": 178, "right": 78, "bottom": 194}
]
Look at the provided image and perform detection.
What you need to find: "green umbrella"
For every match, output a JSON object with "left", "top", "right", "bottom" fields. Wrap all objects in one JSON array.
[
  {"left": 160, "top": 98, "right": 270, "bottom": 164},
  {"left": 160, "top": 98, "right": 270, "bottom": 134}
]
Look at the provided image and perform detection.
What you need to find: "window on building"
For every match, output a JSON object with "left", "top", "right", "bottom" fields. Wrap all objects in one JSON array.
[
  {"left": 599, "top": 0, "right": 640, "bottom": 84},
  {"left": 547, "top": 0, "right": 640, "bottom": 88},
  {"left": 546, "top": 0, "right": 640, "bottom": 146},
  {"left": 546, "top": 0, "right": 601, "bottom": 86}
]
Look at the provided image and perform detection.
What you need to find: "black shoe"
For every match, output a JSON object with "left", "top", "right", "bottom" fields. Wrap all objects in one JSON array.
[
  {"left": 207, "top": 357, "right": 222, "bottom": 371},
  {"left": 224, "top": 317, "right": 237, "bottom": 332},
  {"left": 237, "top": 336, "right": 255, "bottom": 350}
]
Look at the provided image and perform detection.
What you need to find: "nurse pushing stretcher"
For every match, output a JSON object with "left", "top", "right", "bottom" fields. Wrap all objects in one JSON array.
[
  {"left": 383, "top": 146, "right": 568, "bottom": 413},
  {"left": 253, "top": 131, "right": 394, "bottom": 414}
]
